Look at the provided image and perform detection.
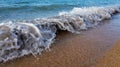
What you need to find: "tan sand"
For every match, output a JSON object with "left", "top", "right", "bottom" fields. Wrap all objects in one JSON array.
[
  {"left": 97, "top": 40, "right": 120, "bottom": 67},
  {"left": 1, "top": 14, "right": 120, "bottom": 67}
]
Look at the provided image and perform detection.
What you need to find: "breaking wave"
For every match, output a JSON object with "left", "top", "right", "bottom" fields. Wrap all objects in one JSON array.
[{"left": 0, "top": 5, "right": 120, "bottom": 62}]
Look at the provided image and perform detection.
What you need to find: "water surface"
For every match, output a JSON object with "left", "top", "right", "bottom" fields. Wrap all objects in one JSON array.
[{"left": 0, "top": 0, "right": 120, "bottom": 21}]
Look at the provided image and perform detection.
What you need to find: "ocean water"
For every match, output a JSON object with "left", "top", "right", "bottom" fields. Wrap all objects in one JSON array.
[
  {"left": 0, "top": 0, "right": 120, "bottom": 62},
  {"left": 0, "top": 0, "right": 120, "bottom": 21}
]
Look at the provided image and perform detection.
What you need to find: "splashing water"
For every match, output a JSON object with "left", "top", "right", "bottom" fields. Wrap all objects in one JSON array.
[{"left": 0, "top": 5, "right": 120, "bottom": 62}]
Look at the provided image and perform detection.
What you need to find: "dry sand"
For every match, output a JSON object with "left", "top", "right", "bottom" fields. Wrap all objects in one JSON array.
[{"left": 1, "top": 14, "right": 120, "bottom": 67}]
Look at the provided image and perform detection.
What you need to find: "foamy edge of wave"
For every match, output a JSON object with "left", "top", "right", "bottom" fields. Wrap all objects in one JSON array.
[{"left": 0, "top": 5, "right": 120, "bottom": 62}]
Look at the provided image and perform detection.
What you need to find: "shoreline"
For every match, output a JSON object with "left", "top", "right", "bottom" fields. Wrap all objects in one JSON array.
[{"left": 1, "top": 14, "right": 120, "bottom": 67}]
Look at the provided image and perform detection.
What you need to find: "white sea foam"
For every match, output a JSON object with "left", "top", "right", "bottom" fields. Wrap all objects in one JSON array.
[{"left": 0, "top": 5, "right": 120, "bottom": 62}]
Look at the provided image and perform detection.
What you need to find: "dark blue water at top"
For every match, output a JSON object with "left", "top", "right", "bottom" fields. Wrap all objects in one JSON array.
[{"left": 0, "top": 0, "right": 120, "bottom": 21}]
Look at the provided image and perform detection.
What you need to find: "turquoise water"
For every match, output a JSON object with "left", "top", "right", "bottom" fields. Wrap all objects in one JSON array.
[{"left": 0, "top": 0, "right": 120, "bottom": 21}]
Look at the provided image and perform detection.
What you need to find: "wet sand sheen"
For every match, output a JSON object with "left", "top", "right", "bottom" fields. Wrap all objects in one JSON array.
[{"left": 1, "top": 14, "right": 120, "bottom": 67}]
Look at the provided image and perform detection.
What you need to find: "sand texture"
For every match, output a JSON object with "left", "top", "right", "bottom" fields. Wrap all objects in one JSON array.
[{"left": 97, "top": 40, "right": 120, "bottom": 67}]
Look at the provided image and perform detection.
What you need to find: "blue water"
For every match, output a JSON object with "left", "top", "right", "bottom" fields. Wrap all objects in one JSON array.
[{"left": 0, "top": 0, "right": 120, "bottom": 21}]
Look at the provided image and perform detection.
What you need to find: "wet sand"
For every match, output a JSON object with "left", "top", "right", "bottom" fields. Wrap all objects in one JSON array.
[
  {"left": 97, "top": 40, "right": 120, "bottom": 67},
  {"left": 1, "top": 14, "right": 120, "bottom": 67}
]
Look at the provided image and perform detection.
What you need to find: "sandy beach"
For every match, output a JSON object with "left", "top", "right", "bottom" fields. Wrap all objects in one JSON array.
[
  {"left": 0, "top": 14, "right": 120, "bottom": 67},
  {"left": 97, "top": 40, "right": 120, "bottom": 67}
]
